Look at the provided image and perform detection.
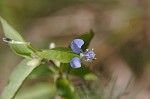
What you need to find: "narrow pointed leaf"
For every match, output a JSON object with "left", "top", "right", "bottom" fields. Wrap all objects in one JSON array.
[
  {"left": 0, "top": 17, "right": 35, "bottom": 58},
  {"left": 1, "top": 59, "right": 41, "bottom": 99},
  {"left": 36, "top": 48, "right": 79, "bottom": 63}
]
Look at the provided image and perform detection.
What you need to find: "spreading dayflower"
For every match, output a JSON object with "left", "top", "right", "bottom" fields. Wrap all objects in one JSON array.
[{"left": 70, "top": 39, "right": 96, "bottom": 68}]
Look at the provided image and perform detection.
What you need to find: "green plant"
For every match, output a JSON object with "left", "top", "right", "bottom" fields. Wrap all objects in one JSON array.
[{"left": 0, "top": 17, "right": 97, "bottom": 99}]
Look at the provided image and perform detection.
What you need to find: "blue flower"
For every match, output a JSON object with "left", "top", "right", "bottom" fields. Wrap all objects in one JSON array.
[
  {"left": 70, "top": 39, "right": 95, "bottom": 68},
  {"left": 70, "top": 39, "right": 84, "bottom": 54}
]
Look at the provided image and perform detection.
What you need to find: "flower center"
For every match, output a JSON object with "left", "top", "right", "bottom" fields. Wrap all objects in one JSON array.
[{"left": 80, "top": 50, "right": 95, "bottom": 61}]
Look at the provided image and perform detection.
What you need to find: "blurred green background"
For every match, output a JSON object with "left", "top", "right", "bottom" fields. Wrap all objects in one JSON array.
[{"left": 0, "top": 0, "right": 150, "bottom": 99}]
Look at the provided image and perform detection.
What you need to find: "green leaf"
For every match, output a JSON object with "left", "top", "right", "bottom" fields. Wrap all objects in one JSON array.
[
  {"left": 15, "top": 83, "right": 56, "bottom": 99},
  {"left": 56, "top": 77, "right": 78, "bottom": 99},
  {"left": 78, "top": 30, "right": 94, "bottom": 51},
  {"left": 36, "top": 48, "right": 79, "bottom": 63},
  {"left": 52, "top": 47, "right": 72, "bottom": 52},
  {"left": 1, "top": 59, "right": 41, "bottom": 99},
  {"left": 0, "top": 17, "right": 35, "bottom": 58}
]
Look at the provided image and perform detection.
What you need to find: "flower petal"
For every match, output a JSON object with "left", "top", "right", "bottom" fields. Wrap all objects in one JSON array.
[
  {"left": 70, "top": 57, "right": 81, "bottom": 68},
  {"left": 73, "top": 39, "right": 84, "bottom": 48},
  {"left": 70, "top": 39, "right": 84, "bottom": 53},
  {"left": 70, "top": 43, "right": 82, "bottom": 53}
]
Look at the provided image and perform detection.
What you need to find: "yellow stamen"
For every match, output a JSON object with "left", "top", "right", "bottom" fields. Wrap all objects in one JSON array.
[{"left": 94, "top": 58, "right": 97, "bottom": 60}]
